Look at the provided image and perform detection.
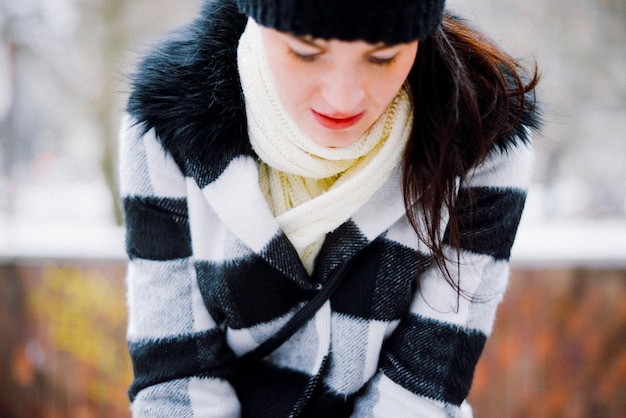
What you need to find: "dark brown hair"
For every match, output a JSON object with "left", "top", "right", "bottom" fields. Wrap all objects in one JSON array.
[{"left": 403, "top": 14, "right": 540, "bottom": 293}]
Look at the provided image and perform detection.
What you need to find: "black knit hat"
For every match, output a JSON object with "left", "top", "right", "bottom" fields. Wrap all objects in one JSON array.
[{"left": 235, "top": 0, "right": 446, "bottom": 44}]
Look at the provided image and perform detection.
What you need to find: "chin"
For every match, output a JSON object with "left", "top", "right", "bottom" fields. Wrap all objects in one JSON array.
[
  {"left": 316, "top": 133, "right": 361, "bottom": 148},
  {"left": 297, "top": 114, "right": 369, "bottom": 148},
  {"left": 304, "top": 125, "right": 364, "bottom": 148}
]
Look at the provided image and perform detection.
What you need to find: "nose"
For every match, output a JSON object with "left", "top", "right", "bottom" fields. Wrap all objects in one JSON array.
[{"left": 319, "top": 65, "right": 365, "bottom": 114}]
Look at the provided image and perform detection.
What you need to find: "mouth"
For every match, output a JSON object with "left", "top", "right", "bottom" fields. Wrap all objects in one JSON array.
[{"left": 311, "top": 110, "right": 364, "bottom": 130}]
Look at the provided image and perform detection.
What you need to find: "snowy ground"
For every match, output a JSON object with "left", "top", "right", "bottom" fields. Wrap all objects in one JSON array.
[
  {"left": 511, "top": 218, "right": 626, "bottom": 268},
  {"left": 1, "top": 183, "right": 624, "bottom": 267},
  {"left": 2, "top": 217, "right": 625, "bottom": 267},
  {"left": 0, "top": 179, "right": 126, "bottom": 260}
]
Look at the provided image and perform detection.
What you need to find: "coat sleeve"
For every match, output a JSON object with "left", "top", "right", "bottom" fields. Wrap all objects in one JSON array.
[
  {"left": 119, "top": 114, "right": 241, "bottom": 417},
  {"left": 352, "top": 140, "right": 534, "bottom": 417}
]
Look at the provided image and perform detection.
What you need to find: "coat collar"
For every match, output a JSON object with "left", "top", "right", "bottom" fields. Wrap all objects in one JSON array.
[
  {"left": 127, "top": 0, "right": 251, "bottom": 188},
  {"left": 200, "top": 155, "right": 407, "bottom": 284}
]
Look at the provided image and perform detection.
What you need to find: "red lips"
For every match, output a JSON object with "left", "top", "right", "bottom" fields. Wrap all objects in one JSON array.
[{"left": 311, "top": 110, "right": 364, "bottom": 130}]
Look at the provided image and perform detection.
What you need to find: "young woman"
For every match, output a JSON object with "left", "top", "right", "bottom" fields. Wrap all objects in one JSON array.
[{"left": 120, "top": 0, "right": 541, "bottom": 416}]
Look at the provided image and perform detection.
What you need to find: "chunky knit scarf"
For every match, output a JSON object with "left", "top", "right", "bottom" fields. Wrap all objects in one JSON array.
[{"left": 237, "top": 18, "right": 413, "bottom": 273}]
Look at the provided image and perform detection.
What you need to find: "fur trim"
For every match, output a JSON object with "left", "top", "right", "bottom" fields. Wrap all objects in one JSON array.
[
  {"left": 494, "top": 68, "right": 543, "bottom": 152},
  {"left": 127, "top": 0, "right": 249, "bottom": 186}
]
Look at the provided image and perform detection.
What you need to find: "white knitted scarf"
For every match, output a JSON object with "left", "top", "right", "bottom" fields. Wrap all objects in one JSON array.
[{"left": 237, "top": 18, "right": 413, "bottom": 273}]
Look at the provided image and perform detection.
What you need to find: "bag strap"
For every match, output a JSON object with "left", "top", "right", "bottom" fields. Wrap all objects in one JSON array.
[{"left": 235, "top": 253, "right": 359, "bottom": 369}]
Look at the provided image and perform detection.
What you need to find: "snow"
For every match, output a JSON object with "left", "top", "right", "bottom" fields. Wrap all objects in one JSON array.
[
  {"left": 0, "top": 221, "right": 126, "bottom": 261},
  {"left": 0, "top": 179, "right": 126, "bottom": 261},
  {"left": 511, "top": 218, "right": 626, "bottom": 268},
  {"left": 0, "top": 180, "right": 624, "bottom": 266},
  {"left": 1, "top": 216, "right": 624, "bottom": 267}
]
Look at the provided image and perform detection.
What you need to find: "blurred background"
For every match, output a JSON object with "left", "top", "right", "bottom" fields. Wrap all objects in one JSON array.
[{"left": 0, "top": 0, "right": 624, "bottom": 417}]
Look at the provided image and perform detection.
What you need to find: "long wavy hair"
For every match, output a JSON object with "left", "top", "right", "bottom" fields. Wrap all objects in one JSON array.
[{"left": 403, "top": 14, "right": 541, "bottom": 293}]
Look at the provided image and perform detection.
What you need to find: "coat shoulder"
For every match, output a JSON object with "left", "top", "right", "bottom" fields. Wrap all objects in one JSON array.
[{"left": 126, "top": 0, "right": 250, "bottom": 169}]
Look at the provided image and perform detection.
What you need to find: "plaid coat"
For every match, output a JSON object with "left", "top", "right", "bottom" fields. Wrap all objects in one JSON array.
[{"left": 120, "top": 1, "right": 538, "bottom": 417}]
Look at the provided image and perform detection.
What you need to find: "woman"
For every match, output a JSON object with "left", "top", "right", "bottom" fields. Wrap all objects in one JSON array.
[{"left": 120, "top": 0, "right": 541, "bottom": 416}]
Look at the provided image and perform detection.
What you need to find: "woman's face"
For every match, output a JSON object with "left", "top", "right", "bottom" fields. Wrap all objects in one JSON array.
[{"left": 260, "top": 27, "right": 418, "bottom": 148}]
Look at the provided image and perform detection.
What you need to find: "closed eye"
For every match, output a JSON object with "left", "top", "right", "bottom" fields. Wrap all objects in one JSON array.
[
  {"left": 288, "top": 48, "right": 320, "bottom": 62},
  {"left": 287, "top": 36, "right": 325, "bottom": 62},
  {"left": 368, "top": 54, "right": 398, "bottom": 66}
]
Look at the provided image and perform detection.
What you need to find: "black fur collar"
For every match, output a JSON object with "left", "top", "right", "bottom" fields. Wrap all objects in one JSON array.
[{"left": 127, "top": 0, "right": 250, "bottom": 186}]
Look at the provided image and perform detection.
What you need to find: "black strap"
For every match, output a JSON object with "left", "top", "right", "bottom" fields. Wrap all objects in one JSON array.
[{"left": 235, "top": 253, "right": 359, "bottom": 370}]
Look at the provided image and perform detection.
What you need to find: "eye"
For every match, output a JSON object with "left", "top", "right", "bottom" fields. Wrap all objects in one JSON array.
[
  {"left": 288, "top": 48, "right": 320, "bottom": 62},
  {"left": 286, "top": 37, "right": 324, "bottom": 62},
  {"left": 368, "top": 53, "right": 398, "bottom": 66}
]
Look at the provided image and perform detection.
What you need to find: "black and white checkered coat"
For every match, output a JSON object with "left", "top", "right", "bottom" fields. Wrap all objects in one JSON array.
[{"left": 120, "top": 1, "right": 538, "bottom": 417}]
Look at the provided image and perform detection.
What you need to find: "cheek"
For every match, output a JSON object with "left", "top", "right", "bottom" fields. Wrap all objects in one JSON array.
[
  {"left": 368, "top": 71, "right": 409, "bottom": 108},
  {"left": 268, "top": 58, "right": 313, "bottom": 110},
  {"left": 369, "top": 56, "right": 416, "bottom": 107}
]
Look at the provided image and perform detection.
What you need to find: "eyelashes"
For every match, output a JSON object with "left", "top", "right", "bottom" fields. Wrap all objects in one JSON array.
[
  {"left": 368, "top": 55, "right": 398, "bottom": 66},
  {"left": 287, "top": 48, "right": 398, "bottom": 66},
  {"left": 288, "top": 48, "right": 319, "bottom": 62}
]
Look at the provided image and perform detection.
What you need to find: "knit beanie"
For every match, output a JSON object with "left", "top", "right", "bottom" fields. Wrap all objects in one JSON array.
[{"left": 234, "top": 0, "right": 445, "bottom": 44}]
